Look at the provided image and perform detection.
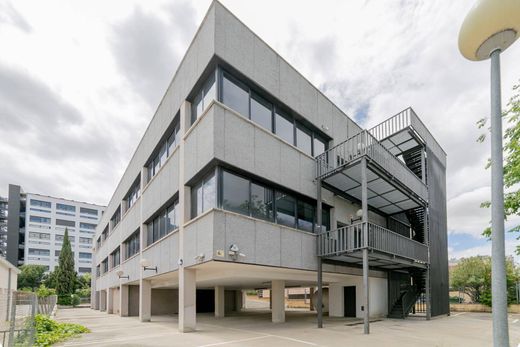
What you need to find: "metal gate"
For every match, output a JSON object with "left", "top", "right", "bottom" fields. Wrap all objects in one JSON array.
[{"left": 1, "top": 291, "right": 37, "bottom": 347}]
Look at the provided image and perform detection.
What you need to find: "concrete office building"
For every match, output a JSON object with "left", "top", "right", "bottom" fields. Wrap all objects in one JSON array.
[
  {"left": 91, "top": 1, "right": 448, "bottom": 333},
  {"left": 5, "top": 184, "right": 105, "bottom": 274}
]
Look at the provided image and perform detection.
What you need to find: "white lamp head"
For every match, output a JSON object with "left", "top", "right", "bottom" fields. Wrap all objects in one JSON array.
[
  {"left": 356, "top": 209, "right": 363, "bottom": 218},
  {"left": 140, "top": 258, "right": 151, "bottom": 268},
  {"left": 116, "top": 270, "right": 124, "bottom": 277},
  {"left": 458, "top": 0, "right": 520, "bottom": 61}
]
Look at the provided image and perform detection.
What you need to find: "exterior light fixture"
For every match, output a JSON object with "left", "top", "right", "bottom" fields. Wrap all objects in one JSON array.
[
  {"left": 194, "top": 253, "right": 205, "bottom": 262},
  {"left": 228, "top": 244, "right": 246, "bottom": 261},
  {"left": 458, "top": 1, "right": 520, "bottom": 346},
  {"left": 350, "top": 209, "right": 364, "bottom": 224},
  {"left": 140, "top": 258, "right": 157, "bottom": 273},
  {"left": 116, "top": 270, "right": 129, "bottom": 280}
]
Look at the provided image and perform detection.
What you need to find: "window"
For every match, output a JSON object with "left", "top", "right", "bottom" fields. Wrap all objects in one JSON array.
[
  {"left": 314, "top": 136, "right": 327, "bottom": 157},
  {"left": 79, "top": 252, "right": 92, "bottom": 259},
  {"left": 275, "top": 111, "right": 294, "bottom": 144},
  {"left": 124, "top": 230, "right": 140, "bottom": 260},
  {"left": 218, "top": 69, "right": 328, "bottom": 156},
  {"left": 29, "top": 232, "right": 50, "bottom": 240},
  {"left": 250, "top": 183, "right": 274, "bottom": 221},
  {"left": 101, "top": 258, "right": 108, "bottom": 273},
  {"left": 296, "top": 124, "right": 312, "bottom": 156},
  {"left": 222, "top": 171, "right": 250, "bottom": 215},
  {"left": 250, "top": 93, "right": 272, "bottom": 131},
  {"left": 96, "top": 265, "right": 100, "bottom": 277},
  {"left": 110, "top": 247, "right": 120, "bottom": 268},
  {"left": 191, "top": 172, "right": 216, "bottom": 218},
  {"left": 146, "top": 200, "right": 179, "bottom": 246},
  {"left": 275, "top": 192, "right": 296, "bottom": 228},
  {"left": 111, "top": 207, "right": 121, "bottom": 229},
  {"left": 96, "top": 237, "right": 101, "bottom": 249},
  {"left": 192, "top": 73, "right": 217, "bottom": 123},
  {"left": 56, "top": 203, "right": 76, "bottom": 212},
  {"left": 30, "top": 199, "right": 51, "bottom": 208},
  {"left": 125, "top": 178, "right": 141, "bottom": 210},
  {"left": 78, "top": 267, "right": 91, "bottom": 273},
  {"left": 80, "top": 222, "right": 96, "bottom": 230},
  {"left": 28, "top": 248, "right": 50, "bottom": 256},
  {"left": 146, "top": 115, "right": 181, "bottom": 182},
  {"left": 297, "top": 201, "right": 315, "bottom": 232},
  {"left": 79, "top": 237, "right": 92, "bottom": 244},
  {"left": 80, "top": 207, "right": 98, "bottom": 216},
  {"left": 29, "top": 216, "right": 50, "bottom": 224},
  {"left": 30, "top": 208, "right": 50, "bottom": 213},
  {"left": 56, "top": 234, "right": 75, "bottom": 242},
  {"left": 222, "top": 74, "right": 249, "bottom": 117},
  {"left": 56, "top": 219, "right": 75, "bottom": 227},
  {"left": 101, "top": 226, "right": 108, "bottom": 241}
]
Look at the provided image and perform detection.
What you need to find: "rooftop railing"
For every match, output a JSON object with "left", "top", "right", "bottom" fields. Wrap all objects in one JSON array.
[
  {"left": 316, "top": 130, "right": 428, "bottom": 201},
  {"left": 317, "top": 222, "right": 429, "bottom": 264},
  {"left": 368, "top": 107, "right": 446, "bottom": 166}
]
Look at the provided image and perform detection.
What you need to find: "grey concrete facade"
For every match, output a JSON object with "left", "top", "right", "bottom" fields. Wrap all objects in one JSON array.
[{"left": 92, "top": 0, "right": 448, "bottom": 333}]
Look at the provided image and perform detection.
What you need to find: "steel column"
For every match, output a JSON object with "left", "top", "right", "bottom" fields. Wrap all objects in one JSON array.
[
  {"left": 361, "top": 157, "right": 369, "bottom": 334},
  {"left": 316, "top": 177, "right": 323, "bottom": 328},
  {"left": 490, "top": 49, "right": 509, "bottom": 347}
]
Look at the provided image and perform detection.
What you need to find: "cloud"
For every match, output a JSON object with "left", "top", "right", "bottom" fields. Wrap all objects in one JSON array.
[
  {"left": 448, "top": 238, "right": 519, "bottom": 262},
  {"left": 0, "top": 2, "right": 31, "bottom": 33},
  {"left": 109, "top": 1, "right": 197, "bottom": 108}
]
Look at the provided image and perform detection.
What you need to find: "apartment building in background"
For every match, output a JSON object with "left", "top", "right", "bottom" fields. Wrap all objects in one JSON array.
[
  {"left": 91, "top": 1, "right": 448, "bottom": 333},
  {"left": 5, "top": 184, "right": 105, "bottom": 274},
  {"left": 0, "top": 196, "right": 7, "bottom": 258}
]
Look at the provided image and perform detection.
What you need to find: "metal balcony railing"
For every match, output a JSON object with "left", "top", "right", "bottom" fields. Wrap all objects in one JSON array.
[
  {"left": 369, "top": 107, "right": 446, "bottom": 166},
  {"left": 317, "top": 222, "right": 429, "bottom": 264},
  {"left": 316, "top": 130, "right": 428, "bottom": 201}
]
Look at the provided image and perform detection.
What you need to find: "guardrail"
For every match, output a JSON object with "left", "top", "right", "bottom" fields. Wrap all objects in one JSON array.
[
  {"left": 368, "top": 107, "right": 446, "bottom": 166},
  {"left": 317, "top": 222, "right": 428, "bottom": 264},
  {"left": 316, "top": 130, "right": 428, "bottom": 201}
]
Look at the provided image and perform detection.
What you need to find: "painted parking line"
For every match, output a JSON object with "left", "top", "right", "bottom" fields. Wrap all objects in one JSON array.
[
  {"left": 62, "top": 332, "right": 179, "bottom": 346},
  {"left": 197, "top": 335, "right": 272, "bottom": 347},
  {"left": 450, "top": 312, "right": 466, "bottom": 317},
  {"left": 513, "top": 319, "right": 519, "bottom": 324}
]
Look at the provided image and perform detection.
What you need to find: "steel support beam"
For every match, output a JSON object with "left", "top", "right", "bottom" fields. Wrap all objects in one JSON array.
[
  {"left": 316, "top": 177, "right": 323, "bottom": 328},
  {"left": 361, "top": 157, "right": 370, "bottom": 334}
]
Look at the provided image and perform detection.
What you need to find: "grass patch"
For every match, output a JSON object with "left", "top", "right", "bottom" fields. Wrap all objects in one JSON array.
[{"left": 34, "top": 314, "right": 89, "bottom": 346}]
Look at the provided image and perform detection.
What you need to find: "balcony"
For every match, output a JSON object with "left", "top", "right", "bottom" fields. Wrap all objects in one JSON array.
[
  {"left": 316, "top": 130, "right": 427, "bottom": 215},
  {"left": 317, "top": 222, "right": 428, "bottom": 269}
]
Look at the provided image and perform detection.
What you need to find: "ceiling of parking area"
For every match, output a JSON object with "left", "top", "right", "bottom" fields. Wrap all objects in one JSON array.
[{"left": 323, "top": 164, "right": 420, "bottom": 215}]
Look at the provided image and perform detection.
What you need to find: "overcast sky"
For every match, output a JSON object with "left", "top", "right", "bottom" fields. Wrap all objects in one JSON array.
[{"left": 1, "top": 0, "right": 519, "bottom": 261}]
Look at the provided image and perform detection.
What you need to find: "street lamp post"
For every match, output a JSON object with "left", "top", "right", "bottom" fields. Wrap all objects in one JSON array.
[{"left": 458, "top": 1, "right": 520, "bottom": 346}]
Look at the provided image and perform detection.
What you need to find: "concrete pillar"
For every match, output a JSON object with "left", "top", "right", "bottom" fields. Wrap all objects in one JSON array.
[
  {"left": 215, "top": 286, "right": 225, "bottom": 318},
  {"left": 234, "top": 290, "right": 243, "bottom": 312},
  {"left": 309, "top": 287, "right": 315, "bottom": 311},
  {"left": 271, "top": 280, "right": 285, "bottom": 323},
  {"left": 120, "top": 284, "right": 129, "bottom": 317},
  {"left": 328, "top": 284, "right": 343, "bottom": 317},
  {"left": 100, "top": 290, "right": 106, "bottom": 311},
  {"left": 179, "top": 268, "right": 196, "bottom": 332},
  {"left": 107, "top": 288, "right": 113, "bottom": 314},
  {"left": 361, "top": 156, "right": 370, "bottom": 334},
  {"left": 139, "top": 279, "right": 151, "bottom": 322}
]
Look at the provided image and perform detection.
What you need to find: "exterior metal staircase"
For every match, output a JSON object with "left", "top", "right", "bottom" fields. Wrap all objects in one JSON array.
[{"left": 388, "top": 269, "right": 426, "bottom": 318}]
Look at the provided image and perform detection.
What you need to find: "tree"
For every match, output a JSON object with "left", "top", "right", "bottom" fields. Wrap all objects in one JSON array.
[
  {"left": 17, "top": 264, "right": 47, "bottom": 290},
  {"left": 43, "top": 270, "right": 58, "bottom": 289},
  {"left": 450, "top": 256, "right": 519, "bottom": 305},
  {"left": 478, "top": 79, "right": 520, "bottom": 254},
  {"left": 55, "top": 228, "right": 77, "bottom": 303}
]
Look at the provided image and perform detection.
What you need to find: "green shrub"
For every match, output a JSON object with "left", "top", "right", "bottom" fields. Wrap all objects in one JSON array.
[
  {"left": 36, "top": 284, "right": 56, "bottom": 298},
  {"left": 34, "top": 314, "right": 89, "bottom": 347},
  {"left": 71, "top": 294, "right": 80, "bottom": 307}
]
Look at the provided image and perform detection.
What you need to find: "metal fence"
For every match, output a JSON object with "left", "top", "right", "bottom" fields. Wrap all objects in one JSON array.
[
  {"left": 0, "top": 290, "right": 37, "bottom": 347},
  {"left": 38, "top": 295, "right": 57, "bottom": 316}
]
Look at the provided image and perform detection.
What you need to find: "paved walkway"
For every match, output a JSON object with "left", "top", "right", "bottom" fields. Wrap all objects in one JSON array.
[{"left": 55, "top": 308, "right": 520, "bottom": 347}]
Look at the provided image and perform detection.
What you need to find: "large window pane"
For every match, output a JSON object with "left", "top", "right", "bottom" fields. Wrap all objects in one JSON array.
[
  {"left": 159, "top": 143, "right": 167, "bottom": 167},
  {"left": 191, "top": 183, "right": 202, "bottom": 218},
  {"left": 222, "top": 75, "right": 249, "bottom": 117},
  {"left": 203, "top": 73, "right": 216, "bottom": 110},
  {"left": 191, "top": 92, "right": 203, "bottom": 123},
  {"left": 297, "top": 201, "right": 315, "bottom": 233},
  {"left": 203, "top": 173, "right": 216, "bottom": 213},
  {"left": 159, "top": 211, "right": 166, "bottom": 238},
  {"left": 167, "top": 204, "right": 176, "bottom": 232},
  {"left": 296, "top": 124, "right": 312, "bottom": 156},
  {"left": 275, "top": 112, "right": 294, "bottom": 144},
  {"left": 222, "top": 171, "right": 250, "bottom": 215},
  {"left": 276, "top": 192, "right": 296, "bottom": 228},
  {"left": 251, "top": 94, "right": 272, "bottom": 131},
  {"left": 313, "top": 137, "right": 326, "bottom": 157},
  {"left": 251, "top": 183, "right": 273, "bottom": 221}
]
